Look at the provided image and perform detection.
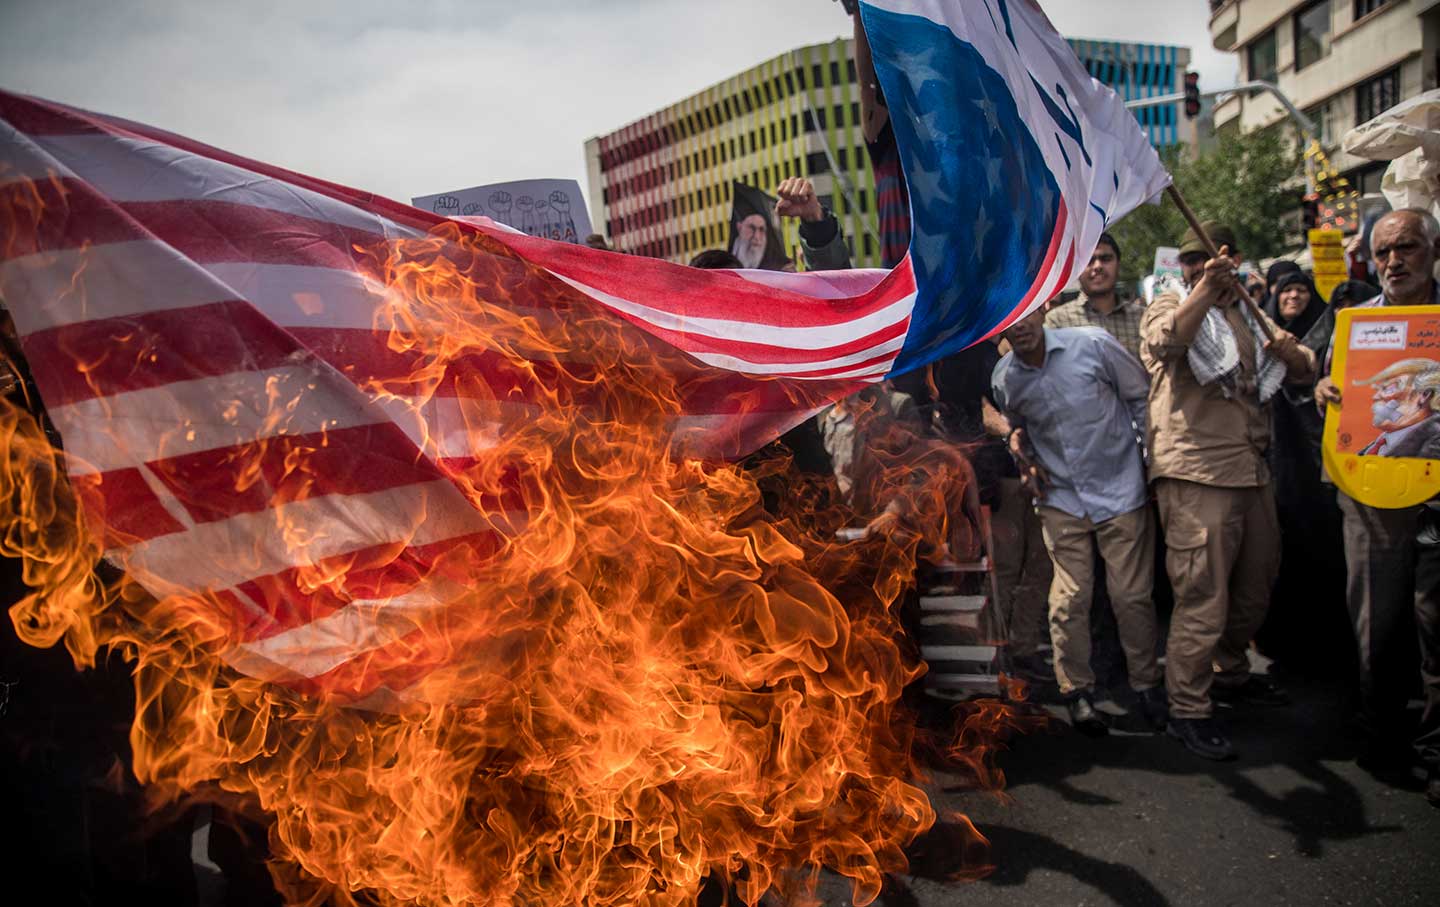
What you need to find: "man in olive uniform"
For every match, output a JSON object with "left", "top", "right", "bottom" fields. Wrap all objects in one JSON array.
[{"left": 1141, "top": 223, "right": 1315, "bottom": 760}]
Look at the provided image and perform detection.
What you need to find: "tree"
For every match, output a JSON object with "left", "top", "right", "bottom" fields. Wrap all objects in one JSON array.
[{"left": 1109, "top": 128, "right": 1303, "bottom": 286}]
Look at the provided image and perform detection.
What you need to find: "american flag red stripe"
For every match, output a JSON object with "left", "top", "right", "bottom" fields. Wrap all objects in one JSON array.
[{"left": 0, "top": 89, "right": 908, "bottom": 699}]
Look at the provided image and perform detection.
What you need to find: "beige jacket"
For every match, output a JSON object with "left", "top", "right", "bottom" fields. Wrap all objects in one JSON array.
[{"left": 1140, "top": 290, "right": 1314, "bottom": 488}]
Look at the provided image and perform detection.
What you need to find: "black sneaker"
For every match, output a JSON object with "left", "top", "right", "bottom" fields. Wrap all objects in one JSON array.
[
  {"left": 1167, "top": 717, "right": 1236, "bottom": 761},
  {"left": 1066, "top": 692, "right": 1109, "bottom": 737},
  {"left": 1136, "top": 686, "right": 1169, "bottom": 732},
  {"left": 1427, "top": 769, "right": 1440, "bottom": 809},
  {"left": 1212, "top": 675, "right": 1290, "bottom": 708}
]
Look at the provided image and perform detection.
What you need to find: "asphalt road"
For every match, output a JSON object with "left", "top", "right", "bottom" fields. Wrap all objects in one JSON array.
[{"left": 810, "top": 672, "right": 1440, "bottom": 907}]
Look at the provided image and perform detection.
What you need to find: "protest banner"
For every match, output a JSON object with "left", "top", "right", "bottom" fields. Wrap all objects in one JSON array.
[
  {"left": 1151, "top": 246, "right": 1182, "bottom": 283},
  {"left": 1308, "top": 228, "right": 1347, "bottom": 302},
  {"left": 413, "top": 178, "right": 593, "bottom": 244},
  {"left": 1324, "top": 304, "right": 1440, "bottom": 508}
]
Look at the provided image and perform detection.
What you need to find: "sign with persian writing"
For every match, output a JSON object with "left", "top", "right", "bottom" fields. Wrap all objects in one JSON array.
[{"left": 1324, "top": 305, "right": 1440, "bottom": 508}]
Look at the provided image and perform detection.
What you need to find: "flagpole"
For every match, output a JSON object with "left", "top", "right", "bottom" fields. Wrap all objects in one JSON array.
[{"left": 1164, "top": 184, "right": 1276, "bottom": 342}]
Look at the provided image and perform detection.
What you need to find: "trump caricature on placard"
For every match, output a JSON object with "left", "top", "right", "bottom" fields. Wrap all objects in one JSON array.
[
  {"left": 1354, "top": 358, "right": 1440, "bottom": 458},
  {"left": 1325, "top": 306, "right": 1440, "bottom": 508}
]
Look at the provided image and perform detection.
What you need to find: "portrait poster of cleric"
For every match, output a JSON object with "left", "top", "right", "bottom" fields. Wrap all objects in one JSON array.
[
  {"left": 1333, "top": 310, "right": 1440, "bottom": 460},
  {"left": 728, "top": 181, "right": 791, "bottom": 271}
]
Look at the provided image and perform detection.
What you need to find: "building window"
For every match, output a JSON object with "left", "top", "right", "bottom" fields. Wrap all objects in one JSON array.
[
  {"left": 1247, "top": 28, "right": 1278, "bottom": 85},
  {"left": 816, "top": 108, "right": 828, "bottom": 130},
  {"left": 806, "top": 151, "right": 830, "bottom": 175},
  {"left": 830, "top": 61, "right": 841, "bottom": 85},
  {"left": 1294, "top": 1, "right": 1331, "bottom": 71},
  {"left": 846, "top": 59, "right": 858, "bottom": 83},
  {"left": 1356, "top": 67, "right": 1400, "bottom": 125},
  {"left": 1303, "top": 100, "right": 1337, "bottom": 146},
  {"left": 838, "top": 148, "right": 849, "bottom": 170},
  {"left": 811, "top": 63, "right": 824, "bottom": 88},
  {"left": 1354, "top": 0, "right": 1394, "bottom": 19}
]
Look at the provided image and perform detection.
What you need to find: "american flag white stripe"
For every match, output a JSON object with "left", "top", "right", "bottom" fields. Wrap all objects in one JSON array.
[
  {"left": 117, "top": 481, "right": 504, "bottom": 596},
  {"left": 225, "top": 572, "right": 469, "bottom": 681},
  {"left": 0, "top": 135, "right": 917, "bottom": 373},
  {"left": 0, "top": 89, "right": 894, "bottom": 699}
]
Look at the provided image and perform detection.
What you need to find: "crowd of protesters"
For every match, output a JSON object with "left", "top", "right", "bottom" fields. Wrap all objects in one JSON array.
[
  {"left": 687, "top": 4, "right": 1440, "bottom": 807},
  {"left": 764, "top": 195, "right": 1439, "bottom": 808},
  {"left": 712, "top": 185, "right": 1438, "bottom": 805}
]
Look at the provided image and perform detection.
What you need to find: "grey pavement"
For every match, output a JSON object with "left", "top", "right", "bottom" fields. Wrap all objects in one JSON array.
[{"left": 809, "top": 674, "right": 1440, "bottom": 907}]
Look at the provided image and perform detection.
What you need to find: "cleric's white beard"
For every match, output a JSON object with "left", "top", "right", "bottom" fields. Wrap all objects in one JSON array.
[{"left": 732, "top": 238, "right": 764, "bottom": 270}]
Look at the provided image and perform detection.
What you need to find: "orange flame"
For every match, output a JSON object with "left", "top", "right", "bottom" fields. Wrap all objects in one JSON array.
[{"left": 1, "top": 220, "right": 1015, "bottom": 905}]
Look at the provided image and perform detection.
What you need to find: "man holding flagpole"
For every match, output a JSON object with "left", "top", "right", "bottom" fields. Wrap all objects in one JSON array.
[{"left": 1142, "top": 224, "right": 1315, "bottom": 761}]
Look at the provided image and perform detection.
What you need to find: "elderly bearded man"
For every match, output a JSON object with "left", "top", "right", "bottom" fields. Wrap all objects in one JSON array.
[
  {"left": 1317, "top": 209, "right": 1440, "bottom": 807},
  {"left": 1142, "top": 223, "right": 1315, "bottom": 761},
  {"left": 992, "top": 308, "right": 1167, "bottom": 736}
]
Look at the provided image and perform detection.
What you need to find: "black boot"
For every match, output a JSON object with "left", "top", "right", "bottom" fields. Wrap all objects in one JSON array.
[
  {"left": 1167, "top": 716, "right": 1236, "bottom": 761},
  {"left": 1066, "top": 691, "right": 1109, "bottom": 737},
  {"left": 1136, "top": 686, "right": 1169, "bottom": 732}
]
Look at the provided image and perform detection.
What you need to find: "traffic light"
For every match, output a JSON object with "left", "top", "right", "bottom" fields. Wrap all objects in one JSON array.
[
  {"left": 1184, "top": 72, "right": 1201, "bottom": 120},
  {"left": 1302, "top": 192, "right": 1320, "bottom": 231}
]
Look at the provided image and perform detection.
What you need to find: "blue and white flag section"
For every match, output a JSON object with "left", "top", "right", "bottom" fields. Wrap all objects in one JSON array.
[{"left": 860, "top": 0, "right": 1172, "bottom": 374}]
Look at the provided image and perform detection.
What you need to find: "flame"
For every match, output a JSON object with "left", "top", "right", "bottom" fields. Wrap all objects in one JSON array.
[{"left": 0, "top": 220, "right": 1017, "bottom": 905}]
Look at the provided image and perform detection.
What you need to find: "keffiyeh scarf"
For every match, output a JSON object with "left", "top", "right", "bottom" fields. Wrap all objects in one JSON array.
[{"left": 1186, "top": 299, "right": 1286, "bottom": 403}]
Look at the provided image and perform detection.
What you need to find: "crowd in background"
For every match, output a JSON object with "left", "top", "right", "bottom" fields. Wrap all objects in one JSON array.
[{"left": 673, "top": 10, "right": 1440, "bottom": 808}]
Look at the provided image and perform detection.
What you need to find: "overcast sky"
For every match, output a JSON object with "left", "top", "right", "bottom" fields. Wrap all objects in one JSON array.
[{"left": 0, "top": 0, "right": 1237, "bottom": 203}]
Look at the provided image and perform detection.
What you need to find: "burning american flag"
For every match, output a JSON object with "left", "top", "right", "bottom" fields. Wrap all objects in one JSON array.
[{"left": 0, "top": 1, "right": 1167, "bottom": 904}]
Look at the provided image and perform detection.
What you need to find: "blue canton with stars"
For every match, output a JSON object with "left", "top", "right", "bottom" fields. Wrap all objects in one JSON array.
[{"left": 862, "top": 3, "right": 1063, "bottom": 376}]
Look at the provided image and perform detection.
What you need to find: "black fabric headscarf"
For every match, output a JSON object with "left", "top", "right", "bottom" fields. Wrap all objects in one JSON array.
[
  {"left": 1329, "top": 279, "right": 1381, "bottom": 309},
  {"left": 1266, "top": 271, "right": 1326, "bottom": 340},
  {"left": 1265, "top": 260, "right": 1302, "bottom": 293}
]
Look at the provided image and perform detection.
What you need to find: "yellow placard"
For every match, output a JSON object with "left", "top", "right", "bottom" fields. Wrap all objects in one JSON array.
[
  {"left": 1323, "top": 305, "right": 1440, "bottom": 509},
  {"left": 1308, "top": 229, "right": 1346, "bottom": 303}
]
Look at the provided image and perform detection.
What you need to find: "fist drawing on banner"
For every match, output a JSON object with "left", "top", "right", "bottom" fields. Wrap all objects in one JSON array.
[
  {"left": 488, "top": 191, "right": 513, "bottom": 219},
  {"left": 432, "top": 195, "right": 460, "bottom": 216},
  {"left": 516, "top": 195, "right": 536, "bottom": 235},
  {"left": 461, "top": 202, "right": 482, "bottom": 216},
  {"left": 549, "top": 190, "right": 577, "bottom": 243}
]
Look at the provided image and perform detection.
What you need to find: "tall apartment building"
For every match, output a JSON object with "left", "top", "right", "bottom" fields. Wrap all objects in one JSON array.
[
  {"left": 1209, "top": 0, "right": 1440, "bottom": 195},
  {"left": 585, "top": 36, "right": 1194, "bottom": 267}
]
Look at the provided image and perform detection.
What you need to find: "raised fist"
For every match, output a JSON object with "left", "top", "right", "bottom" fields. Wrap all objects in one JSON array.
[
  {"left": 432, "top": 195, "right": 460, "bottom": 216},
  {"left": 775, "top": 177, "right": 824, "bottom": 223},
  {"left": 548, "top": 190, "right": 571, "bottom": 215},
  {"left": 488, "top": 190, "right": 513, "bottom": 218},
  {"left": 516, "top": 195, "right": 536, "bottom": 234},
  {"left": 461, "top": 202, "right": 482, "bottom": 215}
]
